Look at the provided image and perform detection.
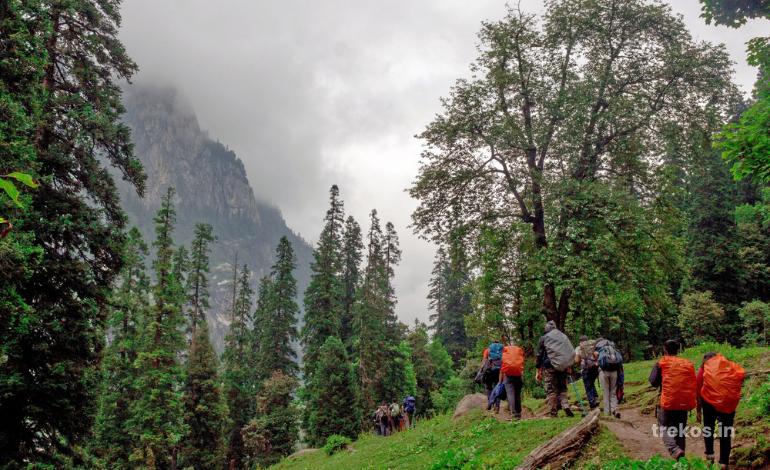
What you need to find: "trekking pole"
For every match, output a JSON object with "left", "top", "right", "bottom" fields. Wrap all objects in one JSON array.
[{"left": 568, "top": 374, "right": 588, "bottom": 417}]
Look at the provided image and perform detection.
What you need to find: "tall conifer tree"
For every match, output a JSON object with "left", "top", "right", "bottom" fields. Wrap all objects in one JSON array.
[
  {"left": 257, "top": 237, "right": 300, "bottom": 378},
  {"left": 91, "top": 228, "right": 150, "bottom": 466},
  {"left": 186, "top": 223, "right": 216, "bottom": 332},
  {"left": 340, "top": 216, "right": 364, "bottom": 351},
  {"left": 0, "top": 0, "right": 145, "bottom": 461},
  {"left": 180, "top": 322, "right": 227, "bottom": 470},
  {"left": 128, "top": 188, "right": 186, "bottom": 469},
  {"left": 302, "top": 185, "right": 345, "bottom": 377}
]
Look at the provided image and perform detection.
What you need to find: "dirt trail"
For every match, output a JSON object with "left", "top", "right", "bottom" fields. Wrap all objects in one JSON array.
[{"left": 602, "top": 404, "right": 706, "bottom": 461}]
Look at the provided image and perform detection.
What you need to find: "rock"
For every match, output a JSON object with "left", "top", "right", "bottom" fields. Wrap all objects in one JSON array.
[
  {"left": 452, "top": 393, "right": 488, "bottom": 420},
  {"left": 288, "top": 448, "right": 319, "bottom": 459}
]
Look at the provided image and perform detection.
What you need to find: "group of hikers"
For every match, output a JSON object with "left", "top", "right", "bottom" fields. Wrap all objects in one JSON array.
[
  {"left": 373, "top": 396, "right": 416, "bottom": 436},
  {"left": 476, "top": 322, "right": 746, "bottom": 468}
]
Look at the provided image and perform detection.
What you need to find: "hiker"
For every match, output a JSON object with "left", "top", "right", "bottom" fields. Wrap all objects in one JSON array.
[
  {"left": 403, "top": 396, "right": 416, "bottom": 429},
  {"left": 574, "top": 335, "right": 599, "bottom": 410},
  {"left": 697, "top": 351, "right": 745, "bottom": 468},
  {"left": 483, "top": 337, "right": 505, "bottom": 407},
  {"left": 649, "top": 340, "right": 697, "bottom": 461},
  {"left": 375, "top": 401, "right": 391, "bottom": 436},
  {"left": 499, "top": 341, "right": 525, "bottom": 420},
  {"left": 389, "top": 401, "right": 402, "bottom": 433},
  {"left": 595, "top": 337, "right": 623, "bottom": 418},
  {"left": 536, "top": 321, "right": 574, "bottom": 417}
]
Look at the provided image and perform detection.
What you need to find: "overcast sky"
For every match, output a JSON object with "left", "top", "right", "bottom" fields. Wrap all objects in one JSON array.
[{"left": 120, "top": 0, "right": 767, "bottom": 326}]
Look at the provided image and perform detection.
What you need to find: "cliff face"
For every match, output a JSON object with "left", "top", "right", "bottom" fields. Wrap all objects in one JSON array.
[{"left": 118, "top": 85, "right": 313, "bottom": 351}]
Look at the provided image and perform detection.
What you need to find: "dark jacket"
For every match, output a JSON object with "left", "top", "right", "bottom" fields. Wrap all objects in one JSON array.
[{"left": 649, "top": 361, "right": 662, "bottom": 388}]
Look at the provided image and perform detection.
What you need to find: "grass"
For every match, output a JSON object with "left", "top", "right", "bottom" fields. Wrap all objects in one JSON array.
[
  {"left": 270, "top": 409, "right": 578, "bottom": 470},
  {"left": 271, "top": 344, "right": 770, "bottom": 469}
]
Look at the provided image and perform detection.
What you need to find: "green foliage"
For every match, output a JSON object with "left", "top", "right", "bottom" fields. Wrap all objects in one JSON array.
[
  {"left": 256, "top": 236, "right": 300, "bottom": 378},
  {"left": 180, "top": 323, "right": 227, "bottom": 470},
  {"left": 597, "top": 456, "right": 718, "bottom": 469},
  {"left": 430, "top": 376, "right": 471, "bottom": 414},
  {"left": 429, "top": 446, "right": 480, "bottom": 469},
  {"left": 428, "top": 340, "right": 455, "bottom": 388},
  {"left": 340, "top": 215, "right": 363, "bottom": 352},
  {"left": 91, "top": 228, "right": 150, "bottom": 467},
  {"left": 322, "top": 435, "right": 352, "bottom": 456},
  {"left": 185, "top": 223, "right": 216, "bottom": 329},
  {"left": 128, "top": 188, "right": 187, "bottom": 468},
  {"left": 305, "top": 336, "right": 360, "bottom": 447},
  {"left": 303, "top": 185, "right": 345, "bottom": 378},
  {"left": 739, "top": 300, "right": 770, "bottom": 345},
  {"left": 242, "top": 371, "right": 300, "bottom": 468},
  {"left": 678, "top": 291, "right": 726, "bottom": 345},
  {"left": 1, "top": 0, "right": 145, "bottom": 462},
  {"left": 750, "top": 377, "right": 770, "bottom": 416}
]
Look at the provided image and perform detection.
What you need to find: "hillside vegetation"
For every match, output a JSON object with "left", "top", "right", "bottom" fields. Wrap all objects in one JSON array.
[{"left": 275, "top": 344, "right": 770, "bottom": 469}]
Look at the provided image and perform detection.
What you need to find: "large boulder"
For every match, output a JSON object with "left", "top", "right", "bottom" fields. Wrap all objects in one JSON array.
[{"left": 452, "top": 393, "right": 488, "bottom": 420}]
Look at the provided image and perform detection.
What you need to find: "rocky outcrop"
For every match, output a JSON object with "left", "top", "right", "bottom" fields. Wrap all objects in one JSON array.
[{"left": 117, "top": 85, "right": 313, "bottom": 351}]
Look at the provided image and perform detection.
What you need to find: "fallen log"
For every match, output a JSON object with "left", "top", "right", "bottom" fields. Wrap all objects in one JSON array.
[{"left": 516, "top": 408, "right": 600, "bottom": 470}]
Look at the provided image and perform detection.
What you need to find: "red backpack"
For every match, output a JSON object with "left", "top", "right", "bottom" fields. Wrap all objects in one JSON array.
[
  {"left": 501, "top": 345, "right": 525, "bottom": 377},
  {"left": 701, "top": 354, "right": 745, "bottom": 414},
  {"left": 659, "top": 355, "right": 697, "bottom": 411}
]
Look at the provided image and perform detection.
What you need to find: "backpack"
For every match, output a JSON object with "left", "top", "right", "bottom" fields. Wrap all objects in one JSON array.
[
  {"left": 389, "top": 403, "right": 401, "bottom": 416},
  {"left": 597, "top": 341, "right": 623, "bottom": 371},
  {"left": 488, "top": 342, "right": 503, "bottom": 361},
  {"left": 404, "top": 396, "right": 416, "bottom": 414},
  {"left": 579, "top": 340, "right": 597, "bottom": 368},
  {"left": 501, "top": 345, "right": 525, "bottom": 377},
  {"left": 543, "top": 329, "right": 575, "bottom": 372},
  {"left": 659, "top": 356, "right": 697, "bottom": 411},
  {"left": 701, "top": 354, "right": 745, "bottom": 414}
]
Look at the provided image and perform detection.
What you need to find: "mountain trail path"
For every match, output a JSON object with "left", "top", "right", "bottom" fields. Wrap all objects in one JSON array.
[{"left": 601, "top": 404, "right": 706, "bottom": 461}]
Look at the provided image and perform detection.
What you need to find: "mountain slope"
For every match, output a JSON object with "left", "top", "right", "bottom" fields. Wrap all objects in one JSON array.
[{"left": 118, "top": 85, "right": 313, "bottom": 350}]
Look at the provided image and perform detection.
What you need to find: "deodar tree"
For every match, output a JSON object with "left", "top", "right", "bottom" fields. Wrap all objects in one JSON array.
[{"left": 410, "top": 0, "right": 736, "bottom": 332}]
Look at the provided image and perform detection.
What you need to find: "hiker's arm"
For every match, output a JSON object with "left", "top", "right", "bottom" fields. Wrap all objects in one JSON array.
[{"left": 648, "top": 362, "right": 661, "bottom": 388}]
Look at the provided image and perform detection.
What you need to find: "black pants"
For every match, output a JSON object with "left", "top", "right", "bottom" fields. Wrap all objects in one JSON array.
[
  {"left": 582, "top": 367, "right": 599, "bottom": 408},
  {"left": 503, "top": 375, "right": 523, "bottom": 417},
  {"left": 702, "top": 400, "right": 735, "bottom": 465},
  {"left": 484, "top": 367, "right": 500, "bottom": 398},
  {"left": 658, "top": 408, "right": 688, "bottom": 456}
]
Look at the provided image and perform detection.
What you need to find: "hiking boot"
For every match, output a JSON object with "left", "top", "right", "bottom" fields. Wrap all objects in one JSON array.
[
  {"left": 613, "top": 411, "right": 621, "bottom": 419},
  {"left": 564, "top": 408, "right": 574, "bottom": 417},
  {"left": 705, "top": 454, "right": 714, "bottom": 464},
  {"left": 673, "top": 450, "right": 685, "bottom": 461},
  {"left": 549, "top": 411, "right": 558, "bottom": 418},
  {"left": 513, "top": 413, "right": 521, "bottom": 420}
]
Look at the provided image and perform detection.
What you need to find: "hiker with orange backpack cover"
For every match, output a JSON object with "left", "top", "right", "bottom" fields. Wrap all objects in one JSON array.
[
  {"left": 498, "top": 342, "right": 525, "bottom": 420},
  {"left": 696, "top": 352, "right": 745, "bottom": 468},
  {"left": 649, "top": 340, "right": 697, "bottom": 461}
]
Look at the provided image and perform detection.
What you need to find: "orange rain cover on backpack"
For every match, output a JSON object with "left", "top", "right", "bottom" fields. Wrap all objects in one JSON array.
[
  {"left": 701, "top": 354, "right": 745, "bottom": 414},
  {"left": 659, "top": 355, "right": 697, "bottom": 411},
  {"left": 501, "top": 345, "right": 525, "bottom": 376}
]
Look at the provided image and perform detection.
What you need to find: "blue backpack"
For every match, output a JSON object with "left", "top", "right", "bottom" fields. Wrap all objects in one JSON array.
[
  {"left": 404, "top": 396, "right": 416, "bottom": 413},
  {"left": 598, "top": 341, "right": 623, "bottom": 371},
  {"left": 488, "top": 342, "right": 503, "bottom": 362}
]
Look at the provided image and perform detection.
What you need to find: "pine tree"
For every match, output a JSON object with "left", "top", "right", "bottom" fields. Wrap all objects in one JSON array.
[
  {"left": 180, "top": 322, "right": 227, "bottom": 470},
  {"left": 250, "top": 275, "right": 273, "bottom": 382},
  {"left": 305, "top": 336, "right": 360, "bottom": 446},
  {"left": 302, "top": 185, "right": 345, "bottom": 377},
  {"left": 222, "top": 262, "right": 255, "bottom": 469},
  {"left": 186, "top": 223, "right": 216, "bottom": 332},
  {"left": 0, "top": 0, "right": 145, "bottom": 462},
  {"left": 340, "top": 216, "right": 364, "bottom": 352},
  {"left": 91, "top": 228, "right": 150, "bottom": 466},
  {"left": 383, "top": 221, "right": 402, "bottom": 338},
  {"left": 257, "top": 236, "right": 300, "bottom": 378},
  {"left": 242, "top": 371, "right": 300, "bottom": 468},
  {"left": 128, "top": 188, "right": 187, "bottom": 469},
  {"left": 406, "top": 324, "right": 437, "bottom": 416},
  {"left": 442, "top": 232, "right": 472, "bottom": 363}
]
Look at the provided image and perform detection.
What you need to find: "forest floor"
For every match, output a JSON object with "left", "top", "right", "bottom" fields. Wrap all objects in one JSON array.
[{"left": 272, "top": 344, "right": 770, "bottom": 469}]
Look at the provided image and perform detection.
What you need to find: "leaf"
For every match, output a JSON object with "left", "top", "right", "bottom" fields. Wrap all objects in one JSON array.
[
  {"left": 0, "top": 179, "right": 21, "bottom": 207},
  {"left": 0, "top": 216, "right": 7, "bottom": 224},
  {"left": 5, "top": 172, "right": 38, "bottom": 188}
]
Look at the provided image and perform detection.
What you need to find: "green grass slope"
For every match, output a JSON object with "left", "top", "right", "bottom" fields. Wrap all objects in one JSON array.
[{"left": 272, "top": 344, "right": 769, "bottom": 470}]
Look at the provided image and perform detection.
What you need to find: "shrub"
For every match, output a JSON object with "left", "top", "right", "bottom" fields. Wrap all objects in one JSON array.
[
  {"left": 739, "top": 300, "right": 770, "bottom": 346},
  {"left": 430, "top": 376, "right": 469, "bottom": 414},
  {"left": 678, "top": 291, "right": 725, "bottom": 345},
  {"left": 322, "top": 435, "right": 352, "bottom": 456}
]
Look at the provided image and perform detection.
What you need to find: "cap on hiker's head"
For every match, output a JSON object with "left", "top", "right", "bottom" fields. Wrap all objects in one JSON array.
[{"left": 544, "top": 320, "right": 557, "bottom": 333}]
